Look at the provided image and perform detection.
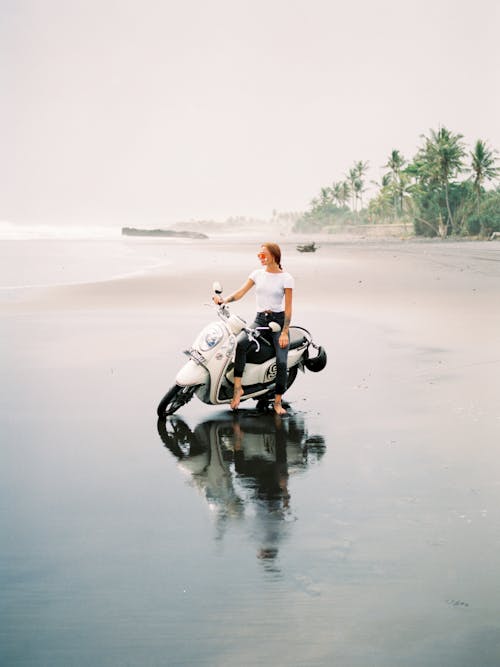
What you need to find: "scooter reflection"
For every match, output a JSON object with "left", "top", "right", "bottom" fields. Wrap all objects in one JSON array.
[{"left": 157, "top": 413, "right": 326, "bottom": 569}]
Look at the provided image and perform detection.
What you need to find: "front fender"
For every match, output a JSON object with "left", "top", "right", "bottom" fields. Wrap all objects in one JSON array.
[{"left": 175, "top": 360, "right": 209, "bottom": 387}]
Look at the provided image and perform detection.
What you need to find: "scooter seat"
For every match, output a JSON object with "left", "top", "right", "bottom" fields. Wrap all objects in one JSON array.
[
  {"left": 245, "top": 326, "right": 307, "bottom": 364},
  {"left": 289, "top": 327, "right": 308, "bottom": 350},
  {"left": 245, "top": 338, "right": 275, "bottom": 364}
]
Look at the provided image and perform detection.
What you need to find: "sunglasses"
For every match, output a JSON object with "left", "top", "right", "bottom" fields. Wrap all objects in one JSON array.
[{"left": 257, "top": 252, "right": 266, "bottom": 260}]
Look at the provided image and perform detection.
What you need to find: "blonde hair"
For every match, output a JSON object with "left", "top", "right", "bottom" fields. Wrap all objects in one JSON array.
[{"left": 262, "top": 242, "right": 282, "bottom": 269}]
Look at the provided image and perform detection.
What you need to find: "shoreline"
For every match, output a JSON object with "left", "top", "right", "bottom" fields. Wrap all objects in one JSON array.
[{"left": 3, "top": 237, "right": 499, "bottom": 292}]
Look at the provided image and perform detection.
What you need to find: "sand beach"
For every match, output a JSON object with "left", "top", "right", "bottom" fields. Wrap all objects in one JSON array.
[{"left": 1, "top": 235, "right": 500, "bottom": 666}]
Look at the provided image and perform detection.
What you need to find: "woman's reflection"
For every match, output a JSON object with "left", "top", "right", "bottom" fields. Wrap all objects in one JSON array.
[{"left": 157, "top": 412, "right": 325, "bottom": 571}]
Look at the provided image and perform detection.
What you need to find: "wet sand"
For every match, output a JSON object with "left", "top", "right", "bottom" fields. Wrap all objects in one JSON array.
[{"left": 1, "top": 237, "right": 500, "bottom": 666}]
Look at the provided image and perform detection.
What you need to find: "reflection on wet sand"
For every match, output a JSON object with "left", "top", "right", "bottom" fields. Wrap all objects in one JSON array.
[{"left": 157, "top": 413, "right": 325, "bottom": 571}]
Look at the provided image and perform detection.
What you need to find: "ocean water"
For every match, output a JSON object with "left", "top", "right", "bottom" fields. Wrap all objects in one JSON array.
[
  {"left": 0, "top": 221, "right": 271, "bottom": 290},
  {"left": 0, "top": 238, "right": 177, "bottom": 290},
  {"left": 0, "top": 221, "right": 123, "bottom": 241},
  {"left": 0, "top": 222, "right": 169, "bottom": 289}
]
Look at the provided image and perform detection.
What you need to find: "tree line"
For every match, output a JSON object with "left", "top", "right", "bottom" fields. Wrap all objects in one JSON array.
[{"left": 294, "top": 127, "right": 500, "bottom": 238}]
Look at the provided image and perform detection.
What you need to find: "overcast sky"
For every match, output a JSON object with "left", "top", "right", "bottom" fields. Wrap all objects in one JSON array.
[{"left": 1, "top": 0, "right": 499, "bottom": 225}]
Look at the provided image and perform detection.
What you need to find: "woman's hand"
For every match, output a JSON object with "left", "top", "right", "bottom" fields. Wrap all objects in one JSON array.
[
  {"left": 279, "top": 331, "right": 289, "bottom": 348},
  {"left": 213, "top": 295, "right": 224, "bottom": 305}
]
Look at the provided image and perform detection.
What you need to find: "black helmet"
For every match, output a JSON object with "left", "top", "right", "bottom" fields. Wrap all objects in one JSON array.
[{"left": 304, "top": 346, "right": 327, "bottom": 372}]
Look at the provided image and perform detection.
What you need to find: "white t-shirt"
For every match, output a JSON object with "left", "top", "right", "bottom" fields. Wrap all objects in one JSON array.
[{"left": 249, "top": 269, "right": 294, "bottom": 312}]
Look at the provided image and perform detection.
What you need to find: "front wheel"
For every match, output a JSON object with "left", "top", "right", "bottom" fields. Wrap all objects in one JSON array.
[{"left": 157, "top": 384, "right": 196, "bottom": 417}]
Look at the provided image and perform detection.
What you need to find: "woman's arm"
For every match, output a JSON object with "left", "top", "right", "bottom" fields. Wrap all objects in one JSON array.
[
  {"left": 214, "top": 278, "right": 254, "bottom": 305},
  {"left": 279, "top": 288, "right": 293, "bottom": 348}
]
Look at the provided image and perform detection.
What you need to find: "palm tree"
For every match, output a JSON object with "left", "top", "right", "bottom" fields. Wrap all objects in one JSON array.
[
  {"left": 383, "top": 150, "right": 406, "bottom": 216},
  {"left": 354, "top": 160, "right": 369, "bottom": 209},
  {"left": 339, "top": 181, "right": 351, "bottom": 208},
  {"left": 320, "top": 187, "right": 332, "bottom": 207},
  {"left": 355, "top": 160, "right": 369, "bottom": 178},
  {"left": 346, "top": 167, "right": 359, "bottom": 211},
  {"left": 345, "top": 162, "right": 368, "bottom": 212},
  {"left": 470, "top": 139, "right": 499, "bottom": 210},
  {"left": 331, "top": 182, "right": 343, "bottom": 208},
  {"left": 415, "top": 127, "right": 466, "bottom": 233},
  {"left": 353, "top": 178, "right": 365, "bottom": 212}
]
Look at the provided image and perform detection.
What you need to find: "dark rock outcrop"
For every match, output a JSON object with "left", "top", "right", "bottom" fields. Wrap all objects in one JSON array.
[{"left": 122, "top": 227, "right": 208, "bottom": 239}]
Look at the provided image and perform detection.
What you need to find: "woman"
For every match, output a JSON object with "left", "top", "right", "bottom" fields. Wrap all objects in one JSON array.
[{"left": 213, "top": 242, "right": 294, "bottom": 415}]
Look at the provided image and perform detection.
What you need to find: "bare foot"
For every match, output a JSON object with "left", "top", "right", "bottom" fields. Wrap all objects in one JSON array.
[
  {"left": 230, "top": 387, "right": 244, "bottom": 410},
  {"left": 274, "top": 401, "right": 286, "bottom": 415}
]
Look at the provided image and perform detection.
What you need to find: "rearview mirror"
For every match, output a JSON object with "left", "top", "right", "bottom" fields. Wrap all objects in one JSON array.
[
  {"left": 269, "top": 321, "right": 281, "bottom": 333},
  {"left": 212, "top": 281, "right": 223, "bottom": 295}
]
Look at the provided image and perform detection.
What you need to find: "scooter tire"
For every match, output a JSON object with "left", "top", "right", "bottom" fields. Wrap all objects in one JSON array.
[{"left": 157, "top": 384, "right": 195, "bottom": 417}]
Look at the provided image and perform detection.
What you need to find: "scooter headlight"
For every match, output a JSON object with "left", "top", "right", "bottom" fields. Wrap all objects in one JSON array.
[{"left": 199, "top": 324, "right": 224, "bottom": 351}]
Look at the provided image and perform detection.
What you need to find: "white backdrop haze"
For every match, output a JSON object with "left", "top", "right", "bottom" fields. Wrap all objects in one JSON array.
[{"left": 1, "top": 0, "right": 499, "bottom": 230}]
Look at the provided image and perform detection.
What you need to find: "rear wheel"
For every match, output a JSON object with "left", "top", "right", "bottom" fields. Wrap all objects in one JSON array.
[{"left": 157, "top": 385, "right": 196, "bottom": 417}]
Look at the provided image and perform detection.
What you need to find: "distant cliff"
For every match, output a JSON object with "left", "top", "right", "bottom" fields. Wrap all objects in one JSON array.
[{"left": 122, "top": 227, "right": 208, "bottom": 239}]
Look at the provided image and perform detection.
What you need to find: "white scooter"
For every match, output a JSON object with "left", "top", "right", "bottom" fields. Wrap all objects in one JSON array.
[{"left": 157, "top": 282, "right": 327, "bottom": 417}]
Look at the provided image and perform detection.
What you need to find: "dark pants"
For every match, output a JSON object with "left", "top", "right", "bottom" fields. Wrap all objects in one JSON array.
[{"left": 234, "top": 311, "right": 289, "bottom": 395}]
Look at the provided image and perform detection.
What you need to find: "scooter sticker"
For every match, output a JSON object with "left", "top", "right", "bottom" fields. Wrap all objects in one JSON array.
[{"left": 264, "top": 362, "right": 277, "bottom": 382}]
